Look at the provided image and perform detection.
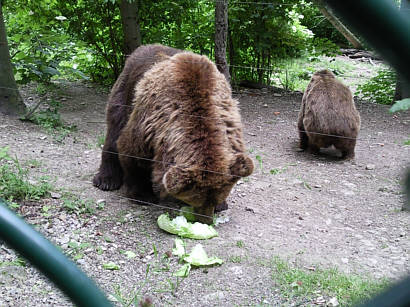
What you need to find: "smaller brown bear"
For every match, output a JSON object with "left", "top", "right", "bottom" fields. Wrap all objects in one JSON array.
[{"left": 297, "top": 69, "right": 361, "bottom": 159}]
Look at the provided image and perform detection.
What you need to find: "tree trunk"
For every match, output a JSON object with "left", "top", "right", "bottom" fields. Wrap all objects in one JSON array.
[
  {"left": 214, "top": 0, "right": 230, "bottom": 83},
  {"left": 0, "top": 2, "right": 26, "bottom": 116},
  {"left": 119, "top": 0, "right": 141, "bottom": 56},
  {"left": 394, "top": 0, "right": 410, "bottom": 102},
  {"left": 315, "top": 0, "right": 362, "bottom": 49},
  {"left": 227, "top": 27, "right": 235, "bottom": 81}
]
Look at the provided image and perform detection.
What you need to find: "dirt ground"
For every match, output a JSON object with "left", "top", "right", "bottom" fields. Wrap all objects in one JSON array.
[{"left": 0, "top": 73, "right": 409, "bottom": 306}]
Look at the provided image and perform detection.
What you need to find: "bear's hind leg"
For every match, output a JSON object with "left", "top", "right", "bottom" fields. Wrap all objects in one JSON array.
[
  {"left": 336, "top": 139, "right": 356, "bottom": 160},
  {"left": 298, "top": 124, "right": 309, "bottom": 150}
]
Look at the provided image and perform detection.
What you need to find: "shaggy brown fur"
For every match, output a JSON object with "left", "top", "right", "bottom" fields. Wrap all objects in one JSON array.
[
  {"left": 93, "top": 44, "right": 182, "bottom": 191},
  {"left": 94, "top": 44, "right": 253, "bottom": 223},
  {"left": 297, "top": 69, "right": 361, "bottom": 159}
]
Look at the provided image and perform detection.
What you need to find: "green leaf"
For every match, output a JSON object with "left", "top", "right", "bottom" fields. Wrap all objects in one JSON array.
[
  {"left": 124, "top": 251, "right": 136, "bottom": 259},
  {"left": 157, "top": 214, "right": 218, "bottom": 240},
  {"left": 183, "top": 244, "right": 223, "bottom": 266},
  {"left": 180, "top": 206, "right": 196, "bottom": 222},
  {"left": 174, "top": 263, "right": 191, "bottom": 277},
  {"left": 0, "top": 146, "right": 10, "bottom": 160},
  {"left": 390, "top": 98, "right": 410, "bottom": 113},
  {"left": 41, "top": 66, "right": 60, "bottom": 76},
  {"left": 103, "top": 262, "right": 120, "bottom": 270},
  {"left": 172, "top": 238, "right": 186, "bottom": 258}
]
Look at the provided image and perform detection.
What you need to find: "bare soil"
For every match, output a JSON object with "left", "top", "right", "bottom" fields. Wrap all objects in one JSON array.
[{"left": 0, "top": 74, "right": 409, "bottom": 306}]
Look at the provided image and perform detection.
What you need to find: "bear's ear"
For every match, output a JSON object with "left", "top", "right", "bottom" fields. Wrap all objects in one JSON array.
[
  {"left": 229, "top": 154, "right": 254, "bottom": 178},
  {"left": 163, "top": 166, "right": 196, "bottom": 195}
]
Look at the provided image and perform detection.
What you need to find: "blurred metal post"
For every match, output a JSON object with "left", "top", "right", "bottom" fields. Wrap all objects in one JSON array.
[
  {"left": 404, "top": 170, "right": 410, "bottom": 211},
  {"left": 324, "top": 0, "right": 410, "bottom": 85},
  {"left": 0, "top": 200, "right": 113, "bottom": 307}
]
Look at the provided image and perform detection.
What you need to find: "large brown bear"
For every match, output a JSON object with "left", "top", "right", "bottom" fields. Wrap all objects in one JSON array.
[
  {"left": 93, "top": 44, "right": 254, "bottom": 223},
  {"left": 297, "top": 69, "right": 361, "bottom": 159}
]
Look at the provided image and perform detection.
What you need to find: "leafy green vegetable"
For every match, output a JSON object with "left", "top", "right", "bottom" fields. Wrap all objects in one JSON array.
[
  {"left": 172, "top": 238, "right": 186, "bottom": 258},
  {"left": 183, "top": 244, "right": 223, "bottom": 266},
  {"left": 174, "top": 263, "right": 191, "bottom": 277},
  {"left": 180, "top": 206, "right": 196, "bottom": 222},
  {"left": 124, "top": 251, "right": 137, "bottom": 259},
  {"left": 103, "top": 262, "right": 120, "bottom": 270},
  {"left": 172, "top": 239, "right": 223, "bottom": 277},
  {"left": 157, "top": 214, "right": 218, "bottom": 240}
]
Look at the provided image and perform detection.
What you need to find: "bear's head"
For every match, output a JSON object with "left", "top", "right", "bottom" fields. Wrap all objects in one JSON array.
[{"left": 162, "top": 153, "right": 254, "bottom": 224}]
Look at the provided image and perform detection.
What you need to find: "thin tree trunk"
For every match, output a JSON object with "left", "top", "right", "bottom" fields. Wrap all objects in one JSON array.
[
  {"left": 227, "top": 27, "right": 234, "bottom": 81},
  {"left": 0, "top": 2, "right": 26, "bottom": 116},
  {"left": 214, "top": 0, "right": 230, "bottom": 83},
  {"left": 315, "top": 1, "right": 362, "bottom": 49},
  {"left": 394, "top": 0, "right": 410, "bottom": 102},
  {"left": 119, "top": 0, "right": 141, "bottom": 56}
]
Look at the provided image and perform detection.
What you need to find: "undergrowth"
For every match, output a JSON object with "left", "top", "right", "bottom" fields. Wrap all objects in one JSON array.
[
  {"left": 356, "top": 68, "right": 396, "bottom": 105},
  {"left": 0, "top": 147, "right": 52, "bottom": 206},
  {"left": 271, "top": 256, "right": 389, "bottom": 306}
]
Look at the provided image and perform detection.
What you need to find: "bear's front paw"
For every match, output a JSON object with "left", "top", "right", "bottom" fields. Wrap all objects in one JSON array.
[{"left": 92, "top": 173, "right": 122, "bottom": 191}]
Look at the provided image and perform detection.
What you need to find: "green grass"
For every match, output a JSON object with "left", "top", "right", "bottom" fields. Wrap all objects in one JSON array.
[
  {"left": 229, "top": 255, "right": 242, "bottom": 263},
  {"left": 404, "top": 139, "right": 410, "bottom": 146},
  {"left": 0, "top": 146, "right": 52, "bottom": 205},
  {"left": 111, "top": 264, "right": 153, "bottom": 306},
  {"left": 271, "top": 257, "right": 389, "bottom": 306},
  {"left": 61, "top": 193, "right": 99, "bottom": 216},
  {"left": 97, "top": 133, "right": 105, "bottom": 148},
  {"left": 0, "top": 257, "right": 26, "bottom": 267},
  {"left": 236, "top": 240, "right": 244, "bottom": 248}
]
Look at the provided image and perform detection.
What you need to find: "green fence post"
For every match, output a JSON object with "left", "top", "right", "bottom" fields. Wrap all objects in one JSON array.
[
  {"left": 0, "top": 200, "right": 113, "bottom": 307},
  {"left": 324, "top": 0, "right": 410, "bottom": 85}
]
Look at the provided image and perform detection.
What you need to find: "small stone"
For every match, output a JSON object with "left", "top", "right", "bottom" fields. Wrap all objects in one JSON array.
[
  {"left": 316, "top": 296, "right": 326, "bottom": 304},
  {"left": 290, "top": 179, "right": 303, "bottom": 185},
  {"left": 50, "top": 192, "right": 61, "bottom": 199},
  {"left": 204, "top": 291, "right": 225, "bottom": 301},
  {"left": 343, "top": 182, "right": 356, "bottom": 189},
  {"left": 314, "top": 184, "right": 322, "bottom": 188},
  {"left": 341, "top": 257, "right": 349, "bottom": 264},
  {"left": 328, "top": 297, "right": 339, "bottom": 306},
  {"left": 365, "top": 164, "right": 375, "bottom": 170},
  {"left": 229, "top": 266, "right": 243, "bottom": 275},
  {"left": 96, "top": 199, "right": 106, "bottom": 205},
  {"left": 245, "top": 206, "right": 255, "bottom": 213},
  {"left": 341, "top": 190, "right": 355, "bottom": 196},
  {"left": 273, "top": 93, "right": 282, "bottom": 97}
]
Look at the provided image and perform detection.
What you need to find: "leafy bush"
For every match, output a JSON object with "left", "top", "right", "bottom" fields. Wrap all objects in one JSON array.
[
  {"left": 0, "top": 147, "right": 52, "bottom": 203},
  {"left": 356, "top": 69, "right": 396, "bottom": 104},
  {"left": 310, "top": 37, "right": 340, "bottom": 57},
  {"left": 296, "top": 2, "right": 348, "bottom": 47}
]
